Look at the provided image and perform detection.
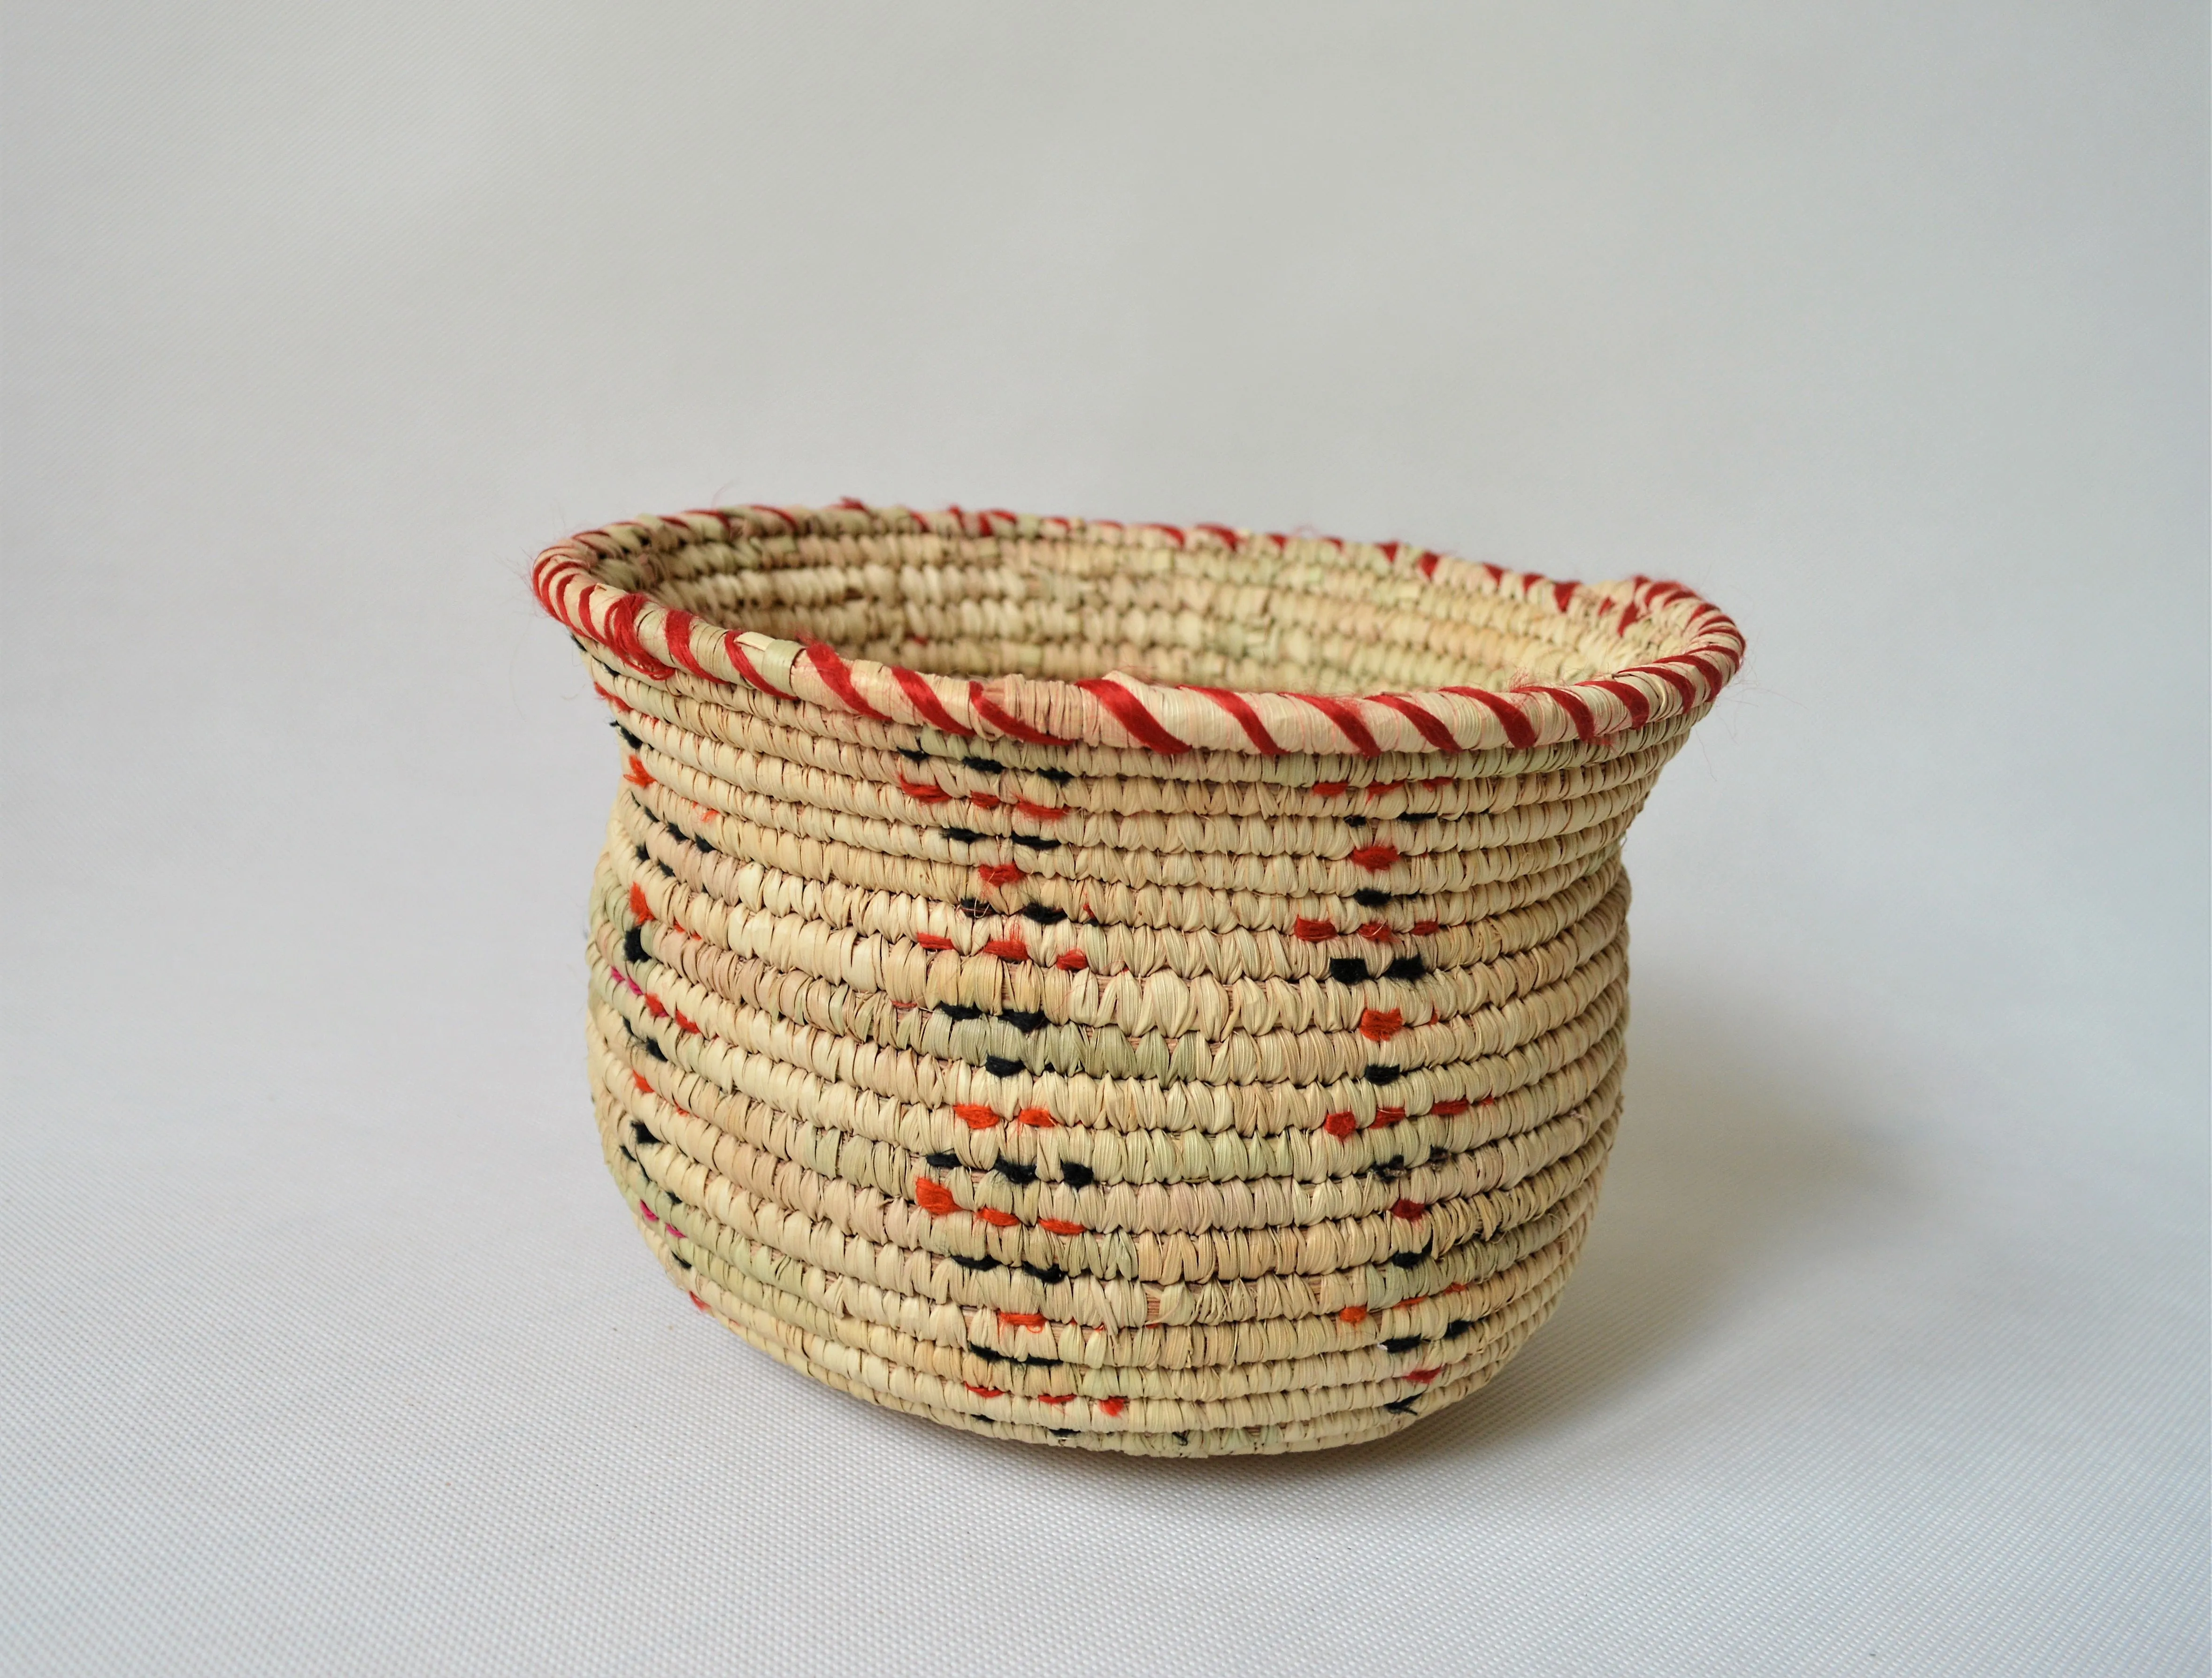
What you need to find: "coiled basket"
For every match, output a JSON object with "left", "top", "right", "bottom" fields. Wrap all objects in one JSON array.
[{"left": 534, "top": 502, "right": 1740, "bottom": 1457}]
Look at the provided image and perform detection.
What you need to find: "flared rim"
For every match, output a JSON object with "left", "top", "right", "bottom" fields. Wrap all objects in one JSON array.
[{"left": 532, "top": 501, "right": 1743, "bottom": 757}]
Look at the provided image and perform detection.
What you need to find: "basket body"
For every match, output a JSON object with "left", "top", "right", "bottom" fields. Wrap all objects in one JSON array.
[{"left": 536, "top": 504, "right": 1739, "bottom": 1456}]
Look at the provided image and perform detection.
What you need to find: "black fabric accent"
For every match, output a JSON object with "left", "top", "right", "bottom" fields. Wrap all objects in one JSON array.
[
  {"left": 670, "top": 1254, "right": 691, "bottom": 1270},
  {"left": 1329, "top": 957, "right": 1371, "bottom": 985},
  {"left": 1036, "top": 766, "right": 1074, "bottom": 785},
  {"left": 1384, "top": 955, "right": 1428, "bottom": 981},
  {"left": 953, "top": 1254, "right": 998, "bottom": 1271},
  {"left": 1382, "top": 1334, "right": 1424, "bottom": 1355},
  {"left": 967, "top": 1344, "right": 1006, "bottom": 1364},
  {"left": 630, "top": 1121, "right": 660, "bottom": 1147},
  {"left": 1060, "top": 1162, "right": 1095, "bottom": 1188},
  {"left": 1019, "top": 904, "right": 1068, "bottom": 925},
  {"left": 984, "top": 1055, "right": 1024, "bottom": 1076},
  {"left": 615, "top": 724, "right": 644, "bottom": 751},
  {"left": 1384, "top": 1396, "right": 1419, "bottom": 1415},
  {"left": 1442, "top": 1319, "right": 1473, "bottom": 1340},
  {"left": 925, "top": 1150, "right": 961, "bottom": 1169},
  {"left": 1011, "top": 834, "right": 1060, "bottom": 851},
  {"left": 1399, "top": 812, "right": 1436, "bottom": 825},
  {"left": 1344, "top": 815, "right": 1368, "bottom": 828},
  {"left": 1049, "top": 1428, "right": 1076, "bottom": 1437},
  {"left": 1389, "top": 1242, "right": 1432, "bottom": 1270},
  {"left": 1001, "top": 1009, "right": 1048, "bottom": 1034},
  {"left": 1363, "top": 1063, "right": 1403, "bottom": 1086},
  {"left": 993, "top": 1159, "right": 1037, "bottom": 1185},
  {"left": 939, "top": 1003, "right": 983, "bottom": 1022},
  {"left": 941, "top": 826, "right": 985, "bottom": 843},
  {"left": 1352, "top": 888, "right": 1393, "bottom": 907},
  {"left": 623, "top": 927, "right": 648, "bottom": 964},
  {"left": 691, "top": 835, "right": 715, "bottom": 853},
  {"left": 1020, "top": 1262, "right": 1067, "bottom": 1285},
  {"left": 958, "top": 897, "right": 993, "bottom": 918},
  {"left": 633, "top": 843, "right": 650, "bottom": 862},
  {"left": 899, "top": 747, "right": 931, "bottom": 763},
  {"left": 643, "top": 1038, "right": 667, "bottom": 1062},
  {"left": 962, "top": 755, "right": 1006, "bottom": 774}
]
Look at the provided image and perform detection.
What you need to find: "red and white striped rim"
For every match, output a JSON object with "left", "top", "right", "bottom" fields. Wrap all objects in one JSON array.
[{"left": 533, "top": 502, "right": 1743, "bottom": 757}]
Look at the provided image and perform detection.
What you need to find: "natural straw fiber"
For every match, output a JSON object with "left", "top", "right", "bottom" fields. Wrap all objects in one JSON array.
[{"left": 534, "top": 502, "right": 1741, "bottom": 1457}]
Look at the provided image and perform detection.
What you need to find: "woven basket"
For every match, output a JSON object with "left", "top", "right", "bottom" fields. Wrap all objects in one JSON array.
[{"left": 533, "top": 502, "right": 1740, "bottom": 1457}]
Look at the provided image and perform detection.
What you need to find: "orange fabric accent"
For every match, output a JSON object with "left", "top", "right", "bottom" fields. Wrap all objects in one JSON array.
[
  {"left": 999, "top": 1311, "right": 1045, "bottom": 1330},
  {"left": 1390, "top": 1198, "right": 1428, "bottom": 1222},
  {"left": 642, "top": 995, "right": 667, "bottom": 1018},
  {"left": 1015, "top": 1107, "right": 1056, "bottom": 1127},
  {"left": 1311, "top": 781, "right": 1348, "bottom": 797},
  {"left": 1359, "top": 921, "right": 1396, "bottom": 943},
  {"left": 1292, "top": 917, "right": 1337, "bottom": 942},
  {"left": 1038, "top": 1218, "right": 1086, "bottom": 1236},
  {"left": 628, "top": 882, "right": 653, "bottom": 921},
  {"left": 1323, "top": 1111, "right": 1358, "bottom": 1139},
  {"left": 896, "top": 775, "right": 949, "bottom": 802},
  {"left": 968, "top": 791, "right": 1001, "bottom": 810},
  {"left": 1359, "top": 1008, "right": 1404, "bottom": 1042},
  {"left": 1098, "top": 1397, "right": 1127, "bottom": 1417},
  {"left": 981, "top": 937, "right": 1029, "bottom": 960},
  {"left": 975, "top": 1206, "right": 1020, "bottom": 1228},
  {"left": 914, "top": 1180, "right": 957, "bottom": 1215},
  {"left": 976, "top": 863, "right": 1025, "bottom": 887},
  {"left": 632, "top": 1073, "right": 651, "bottom": 1094},
  {"left": 916, "top": 933, "right": 956, "bottom": 950},
  {"left": 1338, "top": 1305, "right": 1369, "bottom": 1325},
  {"left": 1053, "top": 949, "right": 1088, "bottom": 971},
  {"left": 1349, "top": 844, "right": 1400, "bottom": 872},
  {"left": 623, "top": 753, "right": 653, "bottom": 787},
  {"left": 954, "top": 1103, "right": 999, "bottom": 1129},
  {"left": 1014, "top": 799, "right": 1066, "bottom": 822}
]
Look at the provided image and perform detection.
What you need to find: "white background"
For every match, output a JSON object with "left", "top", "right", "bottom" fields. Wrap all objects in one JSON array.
[{"left": 4, "top": 5, "right": 2204, "bottom": 1674}]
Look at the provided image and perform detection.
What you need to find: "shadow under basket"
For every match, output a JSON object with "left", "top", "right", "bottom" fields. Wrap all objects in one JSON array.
[{"left": 535, "top": 503, "right": 1741, "bottom": 1457}]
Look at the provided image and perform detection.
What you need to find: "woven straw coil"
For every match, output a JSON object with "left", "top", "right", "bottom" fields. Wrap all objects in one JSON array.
[{"left": 535, "top": 502, "right": 1740, "bottom": 1457}]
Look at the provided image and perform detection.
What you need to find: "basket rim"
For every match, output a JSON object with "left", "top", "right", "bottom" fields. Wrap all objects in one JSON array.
[{"left": 533, "top": 501, "right": 1743, "bottom": 757}]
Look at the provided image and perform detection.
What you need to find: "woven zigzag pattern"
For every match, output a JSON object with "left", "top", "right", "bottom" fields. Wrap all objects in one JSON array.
[{"left": 541, "top": 503, "right": 1737, "bottom": 1456}]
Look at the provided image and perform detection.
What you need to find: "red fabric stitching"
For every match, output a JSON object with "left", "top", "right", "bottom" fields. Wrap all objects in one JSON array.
[
  {"left": 1076, "top": 677, "right": 1190, "bottom": 753},
  {"left": 1290, "top": 692, "right": 1381, "bottom": 757},
  {"left": 970, "top": 682, "right": 1075, "bottom": 746},
  {"left": 1369, "top": 694, "right": 1459, "bottom": 751},
  {"left": 1439, "top": 687, "right": 1537, "bottom": 750},
  {"left": 722, "top": 633, "right": 794, "bottom": 698},
  {"left": 891, "top": 666, "right": 975, "bottom": 736},
  {"left": 1189, "top": 686, "right": 1286, "bottom": 755},
  {"left": 804, "top": 643, "right": 888, "bottom": 721},
  {"left": 659, "top": 608, "right": 721, "bottom": 682}
]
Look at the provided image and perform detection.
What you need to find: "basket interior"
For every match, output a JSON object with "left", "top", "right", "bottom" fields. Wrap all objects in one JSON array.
[{"left": 627, "top": 530, "right": 1646, "bottom": 696}]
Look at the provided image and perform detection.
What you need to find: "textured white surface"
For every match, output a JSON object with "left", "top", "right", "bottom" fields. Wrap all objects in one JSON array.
[{"left": 3, "top": 5, "right": 2204, "bottom": 1674}]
